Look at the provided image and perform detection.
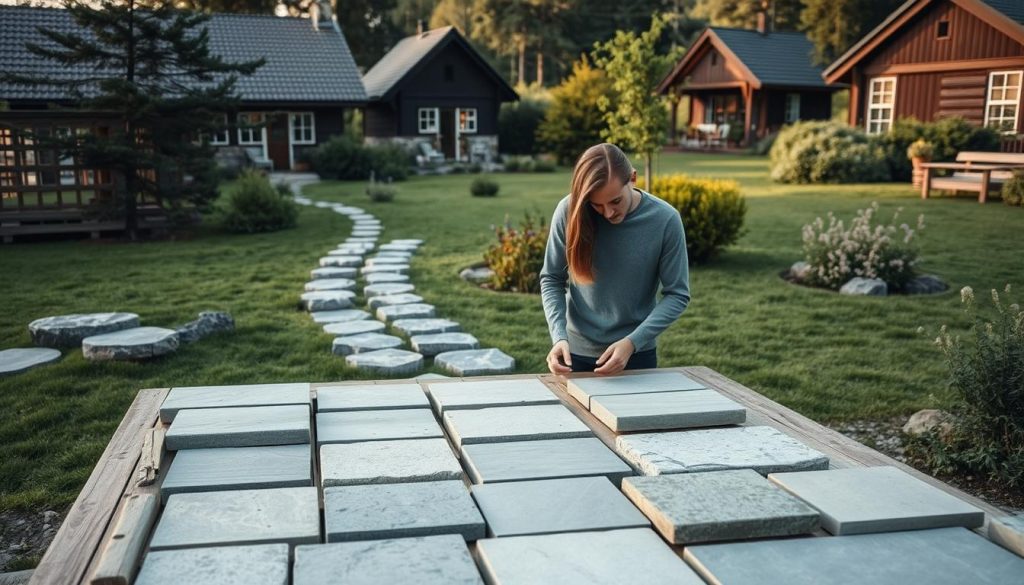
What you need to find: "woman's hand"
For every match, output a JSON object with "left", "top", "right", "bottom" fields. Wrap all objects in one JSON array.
[
  {"left": 594, "top": 338, "right": 635, "bottom": 376},
  {"left": 546, "top": 340, "right": 572, "bottom": 375}
]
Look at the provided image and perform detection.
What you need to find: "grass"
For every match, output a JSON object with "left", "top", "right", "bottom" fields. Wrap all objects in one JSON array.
[{"left": 1, "top": 151, "right": 1020, "bottom": 514}]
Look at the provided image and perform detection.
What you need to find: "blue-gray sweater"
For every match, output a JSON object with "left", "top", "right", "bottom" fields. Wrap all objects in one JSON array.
[{"left": 539, "top": 189, "right": 691, "bottom": 357}]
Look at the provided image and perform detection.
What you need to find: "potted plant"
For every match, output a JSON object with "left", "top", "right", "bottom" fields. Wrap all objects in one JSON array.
[{"left": 907, "top": 139, "right": 935, "bottom": 189}]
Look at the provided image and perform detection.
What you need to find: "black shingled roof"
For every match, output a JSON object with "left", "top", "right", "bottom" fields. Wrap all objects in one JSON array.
[{"left": 709, "top": 27, "right": 829, "bottom": 88}]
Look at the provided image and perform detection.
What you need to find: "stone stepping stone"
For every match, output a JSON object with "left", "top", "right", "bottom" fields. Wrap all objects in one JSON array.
[
  {"left": 304, "top": 278, "right": 356, "bottom": 292},
  {"left": 160, "top": 383, "right": 310, "bottom": 423},
  {"left": 361, "top": 264, "right": 410, "bottom": 275},
  {"left": 324, "top": 480, "right": 485, "bottom": 543},
  {"left": 392, "top": 318, "right": 461, "bottom": 337},
  {"left": 410, "top": 332, "right": 480, "bottom": 357},
  {"left": 435, "top": 348, "right": 515, "bottom": 376},
  {"left": 367, "top": 293, "right": 424, "bottom": 310},
  {"left": 364, "top": 283, "right": 416, "bottom": 297},
  {"left": 767, "top": 465, "right": 984, "bottom": 535},
  {"left": 332, "top": 332, "right": 405, "bottom": 356},
  {"left": 349, "top": 213, "right": 376, "bottom": 221},
  {"left": 375, "top": 250, "right": 413, "bottom": 258},
  {"left": 301, "top": 291, "right": 354, "bottom": 312},
  {"left": 345, "top": 348, "right": 424, "bottom": 376},
  {"left": 424, "top": 378, "right": 557, "bottom": 413},
  {"left": 334, "top": 206, "right": 364, "bottom": 215},
  {"left": 136, "top": 544, "right": 289, "bottom": 585},
  {"left": 320, "top": 438, "right": 463, "bottom": 487},
  {"left": 590, "top": 389, "right": 746, "bottom": 432},
  {"left": 310, "top": 309, "right": 372, "bottom": 324},
  {"left": 353, "top": 218, "right": 382, "bottom": 226},
  {"left": 340, "top": 239, "right": 374, "bottom": 248},
  {"left": 323, "top": 320, "right": 386, "bottom": 336},
  {"left": 365, "top": 272, "right": 410, "bottom": 284},
  {"left": 165, "top": 404, "right": 310, "bottom": 450},
  {"left": 160, "top": 444, "right": 313, "bottom": 503},
  {"left": 346, "top": 237, "right": 377, "bottom": 244},
  {"left": 0, "top": 348, "right": 61, "bottom": 377},
  {"left": 616, "top": 426, "right": 829, "bottom": 477},
  {"left": 476, "top": 528, "right": 703, "bottom": 585},
  {"left": 376, "top": 303, "right": 436, "bottom": 322},
  {"left": 471, "top": 476, "right": 649, "bottom": 537},
  {"left": 365, "top": 256, "right": 407, "bottom": 266},
  {"left": 390, "top": 238, "right": 424, "bottom": 245},
  {"left": 314, "top": 201, "right": 333, "bottom": 208},
  {"left": 567, "top": 371, "right": 707, "bottom": 409},
  {"left": 622, "top": 469, "right": 819, "bottom": 544},
  {"left": 293, "top": 535, "right": 483, "bottom": 585},
  {"left": 989, "top": 514, "right": 1024, "bottom": 557},
  {"left": 683, "top": 526, "right": 1024, "bottom": 585},
  {"left": 316, "top": 408, "right": 441, "bottom": 445},
  {"left": 461, "top": 437, "right": 633, "bottom": 485},
  {"left": 311, "top": 267, "right": 357, "bottom": 280},
  {"left": 352, "top": 230, "right": 381, "bottom": 238},
  {"left": 329, "top": 245, "right": 367, "bottom": 254},
  {"left": 82, "top": 327, "right": 179, "bottom": 361},
  {"left": 319, "top": 255, "right": 362, "bottom": 268},
  {"left": 379, "top": 243, "right": 418, "bottom": 253},
  {"left": 29, "top": 312, "right": 140, "bottom": 348},
  {"left": 150, "top": 487, "right": 320, "bottom": 550},
  {"left": 443, "top": 404, "right": 593, "bottom": 448},
  {"left": 317, "top": 382, "right": 429, "bottom": 412}
]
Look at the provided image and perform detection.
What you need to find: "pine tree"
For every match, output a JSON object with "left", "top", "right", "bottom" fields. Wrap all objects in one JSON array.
[{"left": 800, "top": 0, "right": 903, "bottom": 64}]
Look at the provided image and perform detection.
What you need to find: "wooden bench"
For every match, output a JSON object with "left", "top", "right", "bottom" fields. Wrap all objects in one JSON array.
[{"left": 920, "top": 151, "right": 1024, "bottom": 203}]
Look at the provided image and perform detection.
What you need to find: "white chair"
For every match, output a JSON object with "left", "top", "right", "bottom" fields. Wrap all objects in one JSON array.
[
  {"left": 415, "top": 142, "right": 445, "bottom": 166},
  {"left": 708, "top": 124, "right": 730, "bottom": 148}
]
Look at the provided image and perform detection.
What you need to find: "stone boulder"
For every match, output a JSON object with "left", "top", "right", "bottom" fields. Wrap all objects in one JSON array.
[
  {"left": 789, "top": 261, "right": 811, "bottom": 281},
  {"left": 176, "top": 311, "right": 234, "bottom": 344},
  {"left": 82, "top": 327, "right": 179, "bottom": 361},
  {"left": 839, "top": 277, "right": 888, "bottom": 296},
  {"left": 29, "top": 312, "right": 140, "bottom": 348},
  {"left": 903, "top": 274, "right": 948, "bottom": 295},
  {"left": 902, "top": 409, "right": 954, "bottom": 437},
  {"left": 460, "top": 266, "right": 495, "bottom": 284}
]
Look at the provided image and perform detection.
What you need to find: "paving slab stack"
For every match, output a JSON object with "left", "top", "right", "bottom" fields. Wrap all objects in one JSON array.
[{"left": 131, "top": 369, "right": 1024, "bottom": 584}]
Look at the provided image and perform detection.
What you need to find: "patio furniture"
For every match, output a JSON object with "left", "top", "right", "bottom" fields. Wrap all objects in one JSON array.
[
  {"left": 707, "top": 123, "right": 730, "bottom": 149},
  {"left": 920, "top": 151, "right": 1024, "bottom": 203},
  {"left": 415, "top": 141, "right": 445, "bottom": 166},
  {"left": 243, "top": 147, "right": 273, "bottom": 172}
]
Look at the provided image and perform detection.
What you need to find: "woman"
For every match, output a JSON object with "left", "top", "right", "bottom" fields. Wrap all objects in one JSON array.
[{"left": 540, "top": 143, "right": 690, "bottom": 375}]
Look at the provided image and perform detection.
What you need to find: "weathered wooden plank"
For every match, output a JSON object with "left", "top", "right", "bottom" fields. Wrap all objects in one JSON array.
[{"left": 89, "top": 493, "right": 158, "bottom": 585}]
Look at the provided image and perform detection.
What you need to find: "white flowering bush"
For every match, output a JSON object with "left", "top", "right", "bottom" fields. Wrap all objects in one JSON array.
[{"left": 800, "top": 202, "right": 925, "bottom": 290}]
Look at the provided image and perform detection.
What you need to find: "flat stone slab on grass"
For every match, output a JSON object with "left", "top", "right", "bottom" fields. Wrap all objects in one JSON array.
[
  {"left": 323, "top": 320, "right": 386, "bottom": 336},
  {"left": 425, "top": 378, "right": 557, "bottom": 413},
  {"left": 328, "top": 248, "right": 366, "bottom": 257},
  {"left": 390, "top": 238, "right": 424, "bottom": 245},
  {"left": 590, "top": 389, "right": 746, "bottom": 432},
  {"left": 683, "top": 526, "right": 1024, "bottom": 585},
  {"left": 310, "top": 309, "right": 371, "bottom": 324},
  {"left": 411, "top": 333, "right": 480, "bottom": 357},
  {"left": 320, "top": 438, "right": 462, "bottom": 487},
  {"left": 374, "top": 250, "right": 413, "bottom": 258},
  {"left": 82, "top": 327, "right": 179, "bottom": 361},
  {"left": 160, "top": 383, "right": 310, "bottom": 423},
  {"left": 352, "top": 231, "right": 381, "bottom": 238},
  {"left": 316, "top": 383, "right": 428, "bottom": 412},
  {"left": 304, "top": 278, "right": 356, "bottom": 292},
  {"left": 364, "top": 283, "right": 416, "bottom": 297},
  {"left": 435, "top": 348, "right": 515, "bottom": 376},
  {"left": 331, "top": 333, "right": 404, "bottom": 356},
  {"left": 567, "top": 371, "right": 707, "bottom": 408},
  {"left": 165, "top": 404, "right": 310, "bottom": 450},
  {"left": 471, "top": 476, "right": 649, "bottom": 537},
  {"left": 365, "top": 272, "right": 410, "bottom": 284},
  {"left": 160, "top": 444, "right": 312, "bottom": 503},
  {"left": 379, "top": 243, "right": 419, "bottom": 252},
  {"left": 376, "top": 303, "right": 436, "bottom": 322},
  {"left": 365, "top": 256, "right": 407, "bottom": 266},
  {"left": 476, "top": 528, "right": 704, "bottom": 585},
  {"left": 616, "top": 426, "right": 829, "bottom": 476},
  {"left": 0, "top": 348, "right": 61, "bottom": 377},
  {"left": 301, "top": 291, "right": 354, "bottom": 312},
  {"left": 461, "top": 437, "right": 633, "bottom": 485},
  {"left": 392, "top": 318, "right": 461, "bottom": 336},
  {"left": 989, "top": 514, "right": 1024, "bottom": 557},
  {"left": 367, "top": 293, "right": 424, "bottom": 310},
  {"left": 767, "top": 465, "right": 985, "bottom": 535},
  {"left": 361, "top": 264, "right": 410, "bottom": 275},
  {"left": 293, "top": 535, "right": 483, "bottom": 585},
  {"left": 136, "top": 544, "right": 289, "bottom": 585},
  {"left": 319, "top": 255, "right": 362, "bottom": 268},
  {"left": 443, "top": 404, "right": 592, "bottom": 448},
  {"left": 149, "top": 487, "right": 320, "bottom": 550},
  {"left": 345, "top": 348, "right": 424, "bottom": 376},
  {"left": 316, "top": 408, "right": 441, "bottom": 445},
  {"left": 311, "top": 267, "right": 358, "bottom": 280},
  {"left": 621, "top": 469, "right": 819, "bottom": 544},
  {"left": 28, "top": 312, "right": 139, "bottom": 348}
]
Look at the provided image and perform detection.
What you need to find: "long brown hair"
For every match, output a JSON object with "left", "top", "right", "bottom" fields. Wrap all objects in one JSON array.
[{"left": 566, "top": 143, "right": 633, "bottom": 284}]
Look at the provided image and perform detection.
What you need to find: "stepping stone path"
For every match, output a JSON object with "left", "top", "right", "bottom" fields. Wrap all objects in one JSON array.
[
  {"left": 392, "top": 318, "right": 461, "bottom": 336},
  {"left": 304, "top": 278, "right": 356, "bottom": 292},
  {"left": 435, "top": 348, "right": 515, "bottom": 376},
  {"left": 28, "top": 311, "right": 140, "bottom": 348},
  {"left": 82, "top": 327, "right": 180, "bottom": 361},
  {"left": 0, "top": 347, "right": 61, "bottom": 376},
  {"left": 322, "top": 320, "right": 386, "bottom": 336},
  {"left": 311, "top": 267, "right": 357, "bottom": 280},
  {"left": 301, "top": 291, "right": 354, "bottom": 312},
  {"left": 411, "top": 332, "right": 480, "bottom": 357},
  {"left": 364, "top": 283, "right": 416, "bottom": 297},
  {"left": 331, "top": 332, "right": 404, "bottom": 355},
  {"left": 345, "top": 349, "right": 424, "bottom": 376},
  {"left": 367, "top": 293, "right": 423, "bottom": 310}
]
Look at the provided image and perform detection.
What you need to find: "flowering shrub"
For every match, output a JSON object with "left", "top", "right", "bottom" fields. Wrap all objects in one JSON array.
[
  {"left": 483, "top": 212, "right": 548, "bottom": 293},
  {"left": 769, "top": 121, "right": 890, "bottom": 184},
  {"left": 800, "top": 203, "right": 924, "bottom": 290}
]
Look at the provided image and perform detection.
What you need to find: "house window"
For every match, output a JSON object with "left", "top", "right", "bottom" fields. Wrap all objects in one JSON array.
[
  {"left": 418, "top": 108, "right": 439, "bottom": 134},
  {"left": 937, "top": 20, "right": 950, "bottom": 39},
  {"left": 784, "top": 93, "right": 801, "bottom": 124},
  {"left": 458, "top": 108, "right": 477, "bottom": 133},
  {"left": 984, "top": 70, "right": 1022, "bottom": 133},
  {"left": 290, "top": 112, "right": 316, "bottom": 144},
  {"left": 866, "top": 77, "right": 896, "bottom": 134},
  {"left": 710, "top": 51, "right": 718, "bottom": 66},
  {"left": 209, "top": 114, "right": 229, "bottom": 146},
  {"left": 237, "top": 112, "right": 265, "bottom": 145}
]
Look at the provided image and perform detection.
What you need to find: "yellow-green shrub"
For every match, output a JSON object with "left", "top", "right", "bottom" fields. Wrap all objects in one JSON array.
[
  {"left": 483, "top": 212, "right": 547, "bottom": 293},
  {"left": 639, "top": 174, "right": 747, "bottom": 263}
]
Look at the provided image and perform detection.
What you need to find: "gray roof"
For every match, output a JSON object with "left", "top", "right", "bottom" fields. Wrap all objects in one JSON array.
[
  {"left": 0, "top": 5, "right": 367, "bottom": 104},
  {"left": 711, "top": 27, "right": 829, "bottom": 88}
]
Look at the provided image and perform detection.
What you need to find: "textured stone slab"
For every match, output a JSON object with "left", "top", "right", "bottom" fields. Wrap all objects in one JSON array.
[
  {"left": 425, "top": 378, "right": 557, "bottom": 413},
  {"left": 317, "top": 383, "right": 429, "bottom": 412},
  {"left": 477, "top": 528, "right": 703, "bottom": 585},
  {"left": 165, "top": 405, "right": 310, "bottom": 450},
  {"left": 390, "top": 238, "right": 424, "bottom": 245},
  {"left": 622, "top": 469, "right": 819, "bottom": 544},
  {"left": 471, "top": 476, "right": 649, "bottom": 537},
  {"left": 376, "top": 303, "right": 435, "bottom": 322},
  {"left": 374, "top": 250, "right": 413, "bottom": 258},
  {"left": 567, "top": 371, "right": 707, "bottom": 408},
  {"left": 345, "top": 237, "right": 377, "bottom": 244},
  {"left": 367, "top": 293, "right": 424, "bottom": 310},
  {"left": 0, "top": 348, "right": 61, "bottom": 377},
  {"left": 989, "top": 514, "right": 1024, "bottom": 557},
  {"left": 136, "top": 544, "right": 289, "bottom": 585},
  {"left": 310, "top": 309, "right": 372, "bottom": 324},
  {"left": 150, "top": 487, "right": 320, "bottom": 550},
  {"left": 767, "top": 466, "right": 985, "bottom": 535},
  {"left": 365, "top": 256, "right": 407, "bottom": 266},
  {"left": 411, "top": 333, "right": 480, "bottom": 357},
  {"left": 28, "top": 312, "right": 139, "bottom": 347},
  {"left": 379, "top": 243, "right": 419, "bottom": 252},
  {"left": 364, "top": 283, "right": 416, "bottom": 297},
  {"left": 160, "top": 444, "right": 312, "bottom": 502},
  {"left": 82, "top": 327, "right": 179, "bottom": 361},
  {"left": 323, "top": 319, "right": 386, "bottom": 336},
  {"left": 345, "top": 348, "right": 424, "bottom": 376},
  {"left": 316, "top": 408, "right": 441, "bottom": 445},
  {"left": 320, "top": 438, "right": 462, "bottom": 487},
  {"left": 361, "top": 264, "right": 410, "bottom": 275},
  {"left": 392, "top": 318, "right": 462, "bottom": 336},
  {"left": 311, "top": 266, "right": 358, "bottom": 280},
  {"left": 591, "top": 389, "right": 746, "bottom": 432},
  {"left": 340, "top": 240, "right": 374, "bottom": 250},
  {"left": 301, "top": 291, "right": 354, "bottom": 312},
  {"left": 364, "top": 272, "right": 410, "bottom": 284},
  {"left": 328, "top": 247, "right": 366, "bottom": 256},
  {"left": 683, "top": 527, "right": 1024, "bottom": 585},
  {"left": 331, "top": 333, "right": 404, "bottom": 356},
  {"left": 351, "top": 230, "right": 381, "bottom": 238},
  {"left": 616, "top": 426, "right": 829, "bottom": 476},
  {"left": 304, "top": 278, "right": 356, "bottom": 292},
  {"left": 176, "top": 311, "right": 234, "bottom": 343},
  {"left": 160, "top": 383, "right": 310, "bottom": 423},
  {"left": 293, "top": 535, "right": 483, "bottom": 585},
  {"left": 443, "top": 404, "right": 592, "bottom": 448},
  {"left": 324, "top": 480, "right": 485, "bottom": 542},
  {"left": 319, "top": 255, "right": 362, "bottom": 268},
  {"left": 461, "top": 437, "right": 633, "bottom": 484},
  {"left": 436, "top": 348, "right": 515, "bottom": 376}
]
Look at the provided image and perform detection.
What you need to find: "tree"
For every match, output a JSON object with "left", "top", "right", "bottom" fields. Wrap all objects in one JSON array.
[
  {"left": 800, "top": 0, "right": 903, "bottom": 64},
  {"left": 537, "top": 56, "right": 612, "bottom": 164},
  {"left": 337, "top": 0, "right": 403, "bottom": 68},
  {"left": 693, "top": 0, "right": 802, "bottom": 30}
]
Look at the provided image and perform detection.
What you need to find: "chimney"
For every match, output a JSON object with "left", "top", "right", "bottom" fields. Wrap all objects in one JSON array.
[
  {"left": 416, "top": 19, "right": 426, "bottom": 35},
  {"left": 757, "top": 0, "right": 770, "bottom": 34},
  {"left": 312, "top": 0, "right": 334, "bottom": 30}
]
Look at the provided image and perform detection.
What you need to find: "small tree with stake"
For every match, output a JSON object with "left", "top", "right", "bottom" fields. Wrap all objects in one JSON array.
[{"left": 3, "top": 0, "right": 263, "bottom": 238}]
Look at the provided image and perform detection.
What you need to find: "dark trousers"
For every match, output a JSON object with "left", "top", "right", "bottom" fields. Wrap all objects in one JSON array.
[{"left": 569, "top": 348, "right": 658, "bottom": 373}]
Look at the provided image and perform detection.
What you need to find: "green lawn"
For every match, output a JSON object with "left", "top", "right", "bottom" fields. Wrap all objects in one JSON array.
[{"left": 1, "top": 152, "right": 1020, "bottom": 514}]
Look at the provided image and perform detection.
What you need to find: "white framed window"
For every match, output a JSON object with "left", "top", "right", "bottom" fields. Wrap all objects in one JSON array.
[
  {"left": 866, "top": 76, "right": 896, "bottom": 134},
  {"left": 418, "top": 108, "right": 439, "bottom": 134},
  {"left": 458, "top": 108, "right": 477, "bottom": 133},
  {"left": 237, "top": 112, "right": 266, "bottom": 145},
  {"left": 289, "top": 112, "right": 316, "bottom": 144},
  {"left": 784, "top": 93, "right": 801, "bottom": 124},
  {"left": 984, "top": 70, "right": 1022, "bottom": 134},
  {"left": 209, "top": 114, "right": 229, "bottom": 145}
]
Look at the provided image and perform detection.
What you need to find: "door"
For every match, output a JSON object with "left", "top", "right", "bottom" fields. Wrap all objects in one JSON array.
[
  {"left": 439, "top": 108, "right": 455, "bottom": 159},
  {"left": 267, "top": 113, "right": 290, "bottom": 171}
]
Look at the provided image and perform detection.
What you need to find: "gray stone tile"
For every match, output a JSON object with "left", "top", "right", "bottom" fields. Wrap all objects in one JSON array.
[
  {"left": 392, "top": 318, "right": 462, "bottom": 336},
  {"left": 149, "top": 487, "right": 320, "bottom": 550},
  {"left": 319, "top": 256, "right": 362, "bottom": 268},
  {"left": 165, "top": 405, "right": 310, "bottom": 450},
  {"left": 767, "top": 466, "right": 985, "bottom": 535},
  {"left": 0, "top": 347, "right": 61, "bottom": 377},
  {"left": 293, "top": 535, "right": 483, "bottom": 585},
  {"left": 621, "top": 469, "right": 819, "bottom": 544},
  {"left": 161, "top": 444, "right": 312, "bottom": 503},
  {"left": 989, "top": 514, "right": 1024, "bottom": 557},
  {"left": 316, "top": 383, "right": 429, "bottom": 412},
  {"left": 361, "top": 264, "right": 410, "bottom": 275},
  {"left": 323, "top": 320, "right": 386, "bottom": 336},
  {"left": 374, "top": 249, "right": 413, "bottom": 258},
  {"left": 320, "top": 438, "right": 462, "bottom": 487},
  {"left": 345, "top": 349, "right": 424, "bottom": 376},
  {"left": 363, "top": 283, "right": 415, "bottom": 297},
  {"left": 683, "top": 527, "right": 1024, "bottom": 585},
  {"left": 367, "top": 293, "right": 424, "bottom": 310},
  {"left": 323, "top": 481, "right": 485, "bottom": 542},
  {"left": 28, "top": 311, "right": 139, "bottom": 348},
  {"left": 471, "top": 476, "right": 649, "bottom": 537},
  {"left": 82, "top": 327, "right": 179, "bottom": 361},
  {"left": 136, "top": 544, "right": 289, "bottom": 585},
  {"left": 435, "top": 348, "right": 515, "bottom": 376},
  {"left": 365, "top": 256, "right": 407, "bottom": 266},
  {"left": 376, "top": 303, "right": 435, "bottom": 322},
  {"left": 425, "top": 378, "right": 558, "bottom": 413},
  {"left": 331, "top": 333, "right": 404, "bottom": 356},
  {"left": 364, "top": 272, "right": 410, "bottom": 284},
  {"left": 567, "top": 371, "right": 707, "bottom": 408},
  {"left": 461, "top": 437, "right": 632, "bottom": 484},
  {"left": 311, "top": 267, "right": 357, "bottom": 280},
  {"left": 590, "top": 389, "right": 746, "bottom": 432},
  {"left": 616, "top": 426, "right": 829, "bottom": 476},
  {"left": 301, "top": 291, "right": 355, "bottom": 312},
  {"left": 476, "top": 528, "right": 704, "bottom": 585},
  {"left": 411, "top": 333, "right": 480, "bottom": 357},
  {"left": 160, "top": 383, "right": 310, "bottom": 423},
  {"left": 328, "top": 248, "right": 366, "bottom": 256},
  {"left": 443, "top": 404, "right": 592, "bottom": 448},
  {"left": 316, "top": 408, "right": 442, "bottom": 445},
  {"left": 310, "top": 309, "right": 372, "bottom": 324},
  {"left": 379, "top": 243, "right": 419, "bottom": 252},
  {"left": 304, "top": 278, "right": 356, "bottom": 292}
]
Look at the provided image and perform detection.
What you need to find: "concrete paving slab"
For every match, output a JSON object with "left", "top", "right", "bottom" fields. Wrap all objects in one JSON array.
[
  {"left": 316, "top": 383, "right": 429, "bottom": 412},
  {"left": 160, "top": 383, "right": 310, "bottom": 423},
  {"left": 461, "top": 437, "right": 632, "bottom": 485},
  {"left": 424, "top": 378, "right": 557, "bottom": 413},
  {"left": 567, "top": 371, "right": 707, "bottom": 408},
  {"left": 293, "top": 535, "right": 483, "bottom": 585},
  {"left": 590, "top": 389, "right": 746, "bottom": 432},
  {"left": 136, "top": 544, "right": 289, "bottom": 585},
  {"left": 320, "top": 438, "right": 462, "bottom": 487},
  {"left": 165, "top": 404, "right": 310, "bottom": 450},
  {"left": 443, "top": 404, "right": 592, "bottom": 448},
  {"left": 160, "top": 444, "right": 312, "bottom": 503},
  {"left": 316, "top": 408, "right": 442, "bottom": 445}
]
